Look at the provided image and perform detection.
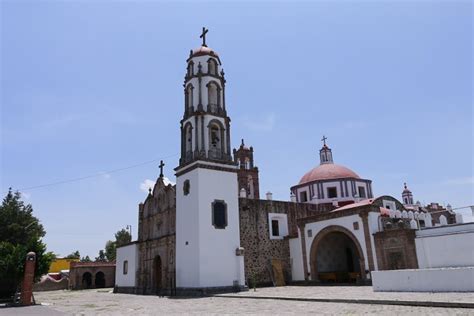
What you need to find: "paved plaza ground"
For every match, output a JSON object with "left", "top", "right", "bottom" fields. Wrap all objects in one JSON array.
[{"left": 1, "top": 286, "right": 473, "bottom": 315}]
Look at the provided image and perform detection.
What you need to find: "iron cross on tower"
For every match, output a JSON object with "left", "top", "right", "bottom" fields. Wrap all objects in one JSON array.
[
  {"left": 200, "top": 27, "right": 209, "bottom": 47},
  {"left": 321, "top": 135, "right": 328, "bottom": 146},
  {"left": 159, "top": 160, "right": 165, "bottom": 178}
]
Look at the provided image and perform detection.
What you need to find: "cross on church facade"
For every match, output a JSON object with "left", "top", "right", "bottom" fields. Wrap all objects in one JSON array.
[
  {"left": 159, "top": 160, "right": 165, "bottom": 178},
  {"left": 321, "top": 135, "right": 328, "bottom": 146},
  {"left": 200, "top": 27, "right": 208, "bottom": 47}
]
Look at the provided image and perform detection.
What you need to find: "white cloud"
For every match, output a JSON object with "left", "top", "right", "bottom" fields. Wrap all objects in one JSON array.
[
  {"left": 139, "top": 177, "right": 175, "bottom": 193},
  {"left": 162, "top": 177, "right": 175, "bottom": 186},
  {"left": 99, "top": 171, "right": 111, "bottom": 179},
  {"left": 140, "top": 179, "right": 155, "bottom": 193},
  {"left": 242, "top": 113, "right": 275, "bottom": 132},
  {"left": 20, "top": 192, "right": 31, "bottom": 200},
  {"left": 444, "top": 177, "right": 474, "bottom": 186}
]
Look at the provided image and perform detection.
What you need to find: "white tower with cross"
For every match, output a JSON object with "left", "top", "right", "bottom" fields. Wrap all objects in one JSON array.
[{"left": 174, "top": 28, "right": 245, "bottom": 293}]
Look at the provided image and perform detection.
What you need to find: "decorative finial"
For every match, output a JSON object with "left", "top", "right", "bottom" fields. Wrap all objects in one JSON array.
[
  {"left": 241, "top": 139, "right": 245, "bottom": 146},
  {"left": 148, "top": 187, "right": 152, "bottom": 194},
  {"left": 404, "top": 182, "right": 407, "bottom": 189},
  {"left": 321, "top": 135, "right": 328, "bottom": 146},
  {"left": 159, "top": 160, "right": 165, "bottom": 178},
  {"left": 200, "top": 27, "right": 209, "bottom": 47}
]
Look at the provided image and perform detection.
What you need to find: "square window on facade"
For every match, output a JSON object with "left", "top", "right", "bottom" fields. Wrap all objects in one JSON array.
[
  {"left": 353, "top": 222, "right": 359, "bottom": 230},
  {"left": 358, "top": 186, "right": 366, "bottom": 198},
  {"left": 300, "top": 191, "right": 308, "bottom": 202},
  {"left": 307, "top": 229, "right": 312, "bottom": 237},
  {"left": 271, "top": 220, "right": 280, "bottom": 237},
  {"left": 212, "top": 200, "right": 227, "bottom": 229},
  {"left": 327, "top": 187, "right": 337, "bottom": 198}
]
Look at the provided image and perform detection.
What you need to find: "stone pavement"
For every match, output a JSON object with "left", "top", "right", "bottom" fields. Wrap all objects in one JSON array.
[
  {"left": 217, "top": 285, "right": 474, "bottom": 307},
  {"left": 15, "top": 287, "right": 474, "bottom": 315}
]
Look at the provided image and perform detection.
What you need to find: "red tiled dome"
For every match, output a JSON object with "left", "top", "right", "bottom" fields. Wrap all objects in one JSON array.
[
  {"left": 299, "top": 163, "right": 360, "bottom": 185},
  {"left": 191, "top": 46, "right": 219, "bottom": 58}
]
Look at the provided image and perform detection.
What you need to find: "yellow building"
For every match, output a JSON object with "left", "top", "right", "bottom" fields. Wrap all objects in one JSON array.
[{"left": 49, "top": 258, "right": 79, "bottom": 273}]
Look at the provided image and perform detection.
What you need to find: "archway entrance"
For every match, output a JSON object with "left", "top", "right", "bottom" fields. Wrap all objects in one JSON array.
[
  {"left": 154, "top": 256, "right": 162, "bottom": 293},
  {"left": 82, "top": 272, "right": 92, "bottom": 289},
  {"left": 310, "top": 226, "right": 365, "bottom": 283},
  {"left": 95, "top": 271, "right": 105, "bottom": 288}
]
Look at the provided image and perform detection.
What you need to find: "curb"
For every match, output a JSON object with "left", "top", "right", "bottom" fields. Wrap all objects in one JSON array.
[{"left": 214, "top": 295, "right": 474, "bottom": 309}]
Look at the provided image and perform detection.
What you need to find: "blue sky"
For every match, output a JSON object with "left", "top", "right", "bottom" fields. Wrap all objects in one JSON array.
[{"left": 2, "top": 1, "right": 472, "bottom": 258}]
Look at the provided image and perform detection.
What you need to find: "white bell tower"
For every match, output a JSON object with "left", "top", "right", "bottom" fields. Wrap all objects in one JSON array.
[{"left": 175, "top": 28, "right": 245, "bottom": 293}]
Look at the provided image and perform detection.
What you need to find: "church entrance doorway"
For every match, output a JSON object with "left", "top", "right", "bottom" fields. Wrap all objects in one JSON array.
[
  {"left": 95, "top": 271, "right": 106, "bottom": 288},
  {"left": 154, "top": 255, "right": 162, "bottom": 294},
  {"left": 81, "top": 272, "right": 92, "bottom": 289},
  {"left": 309, "top": 226, "right": 365, "bottom": 284}
]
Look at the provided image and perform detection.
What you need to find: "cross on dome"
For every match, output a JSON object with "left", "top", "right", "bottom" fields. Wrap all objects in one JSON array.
[
  {"left": 200, "top": 27, "right": 209, "bottom": 47},
  {"left": 321, "top": 135, "right": 328, "bottom": 146}
]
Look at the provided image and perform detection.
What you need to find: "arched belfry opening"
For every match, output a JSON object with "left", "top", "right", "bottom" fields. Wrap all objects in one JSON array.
[
  {"left": 310, "top": 226, "right": 365, "bottom": 283},
  {"left": 208, "top": 120, "right": 225, "bottom": 159},
  {"left": 207, "top": 81, "right": 221, "bottom": 113},
  {"left": 185, "top": 84, "right": 194, "bottom": 110},
  {"left": 183, "top": 123, "right": 193, "bottom": 162},
  {"left": 208, "top": 58, "right": 218, "bottom": 75}
]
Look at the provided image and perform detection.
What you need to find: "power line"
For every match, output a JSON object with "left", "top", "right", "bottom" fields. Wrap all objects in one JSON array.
[{"left": 5, "top": 153, "right": 179, "bottom": 193}]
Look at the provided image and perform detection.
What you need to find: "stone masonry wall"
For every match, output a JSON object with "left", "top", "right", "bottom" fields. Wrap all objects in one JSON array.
[{"left": 239, "top": 198, "right": 331, "bottom": 286}]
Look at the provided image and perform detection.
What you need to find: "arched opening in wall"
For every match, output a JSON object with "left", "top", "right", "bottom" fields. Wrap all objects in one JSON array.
[
  {"left": 208, "top": 58, "right": 217, "bottom": 75},
  {"left": 309, "top": 226, "right": 365, "bottom": 284},
  {"left": 184, "top": 123, "right": 193, "bottom": 161},
  {"left": 187, "top": 61, "right": 194, "bottom": 77},
  {"left": 154, "top": 255, "right": 163, "bottom": 293},
  {"left": 208, "top": 121, "right": 224, "bottom": 159},
  {"left": 186, "top": 84, "right": 194, "bottom": 109},
  {"left": 82, "top": 272, "right": 92, "bottom": 289},
  {"left": 207, "top": 82, "right": 220, "bottom": 112},
  {"left": 95, "top": 271, "right": 106, "bottom": 288}
]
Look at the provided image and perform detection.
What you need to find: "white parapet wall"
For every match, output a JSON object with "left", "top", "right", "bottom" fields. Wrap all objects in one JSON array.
[
  {"left": 415, "top": 223, "right": 474, "bottom": 268},
  {"left": 372, "top": 267, "right": 474, "bottom": 292}
]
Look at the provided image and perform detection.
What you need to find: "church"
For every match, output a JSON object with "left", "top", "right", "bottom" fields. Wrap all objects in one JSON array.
[{"left": 114, "top": 29, "right": 464, "bottom": 295}]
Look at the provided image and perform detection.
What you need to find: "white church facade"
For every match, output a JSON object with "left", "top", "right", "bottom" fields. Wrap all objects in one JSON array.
[{"left": 115, "top": 29, "right": 472, "bottom": 295}]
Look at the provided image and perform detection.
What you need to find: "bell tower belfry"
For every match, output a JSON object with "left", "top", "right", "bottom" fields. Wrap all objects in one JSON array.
[{"left": 175, "top": 28, "right": 245, "bottom": 293}]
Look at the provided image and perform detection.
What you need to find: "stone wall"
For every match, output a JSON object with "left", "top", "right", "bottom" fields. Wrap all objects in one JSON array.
[
  {"left": 239, "top": 198, "right": 331, "bottom": 286},
  {"left": 136, "top": 235, "right": 175, "bottom": 295},
  {"left": 374, "top": 228, "right": 418, "bottom": 271},
  {"left": 69, "top": 262, "right": 116, "bottom": 290},
  {"left": 135, "top": 177, "right": 177, "bottom": 295}
]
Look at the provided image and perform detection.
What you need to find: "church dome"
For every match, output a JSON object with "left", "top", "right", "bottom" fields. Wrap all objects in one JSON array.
[
  {"left": 191, "top": 46, "right": 219, "bottom": 58},
  {"left": 299, "top": 163, "right": 360, "bottom": 185}
]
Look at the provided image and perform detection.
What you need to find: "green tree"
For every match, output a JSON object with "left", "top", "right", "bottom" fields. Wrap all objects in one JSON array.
[
  {"left": 95, "top": 250, "right": 106, "bottom": 262},
  {"left": 104, "top": 240, "right": 116, "bottom": 262},
  {"left": 80, "top": 255, "right": 92, "bottom": 262},
  {"left": 115, "top": 229, "right": 131, "bottom": 247},
  {"left": 65, "top": 250, "right": 80, "bottom": 259},
  {"left": 0, "top": 189, "right": 54, "bottom": 299}
]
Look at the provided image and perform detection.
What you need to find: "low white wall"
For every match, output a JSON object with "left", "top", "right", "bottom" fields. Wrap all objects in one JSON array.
[
  {"left": 372, "top": 267, "right": 474, "bottom": 292},
  {"left": 415, "top": 223, "right": 474, "bottom": 268},
  {"left": 115, "top": 243, "right": 138, "bottom": 287},
  {"left": 289, "top": 237, "right": 304, "bottom": 281}
]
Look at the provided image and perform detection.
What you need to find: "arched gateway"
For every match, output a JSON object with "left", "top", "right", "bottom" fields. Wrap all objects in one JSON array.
[{"left": 309, "top": 225, "right": 366, "bottom": 283}]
